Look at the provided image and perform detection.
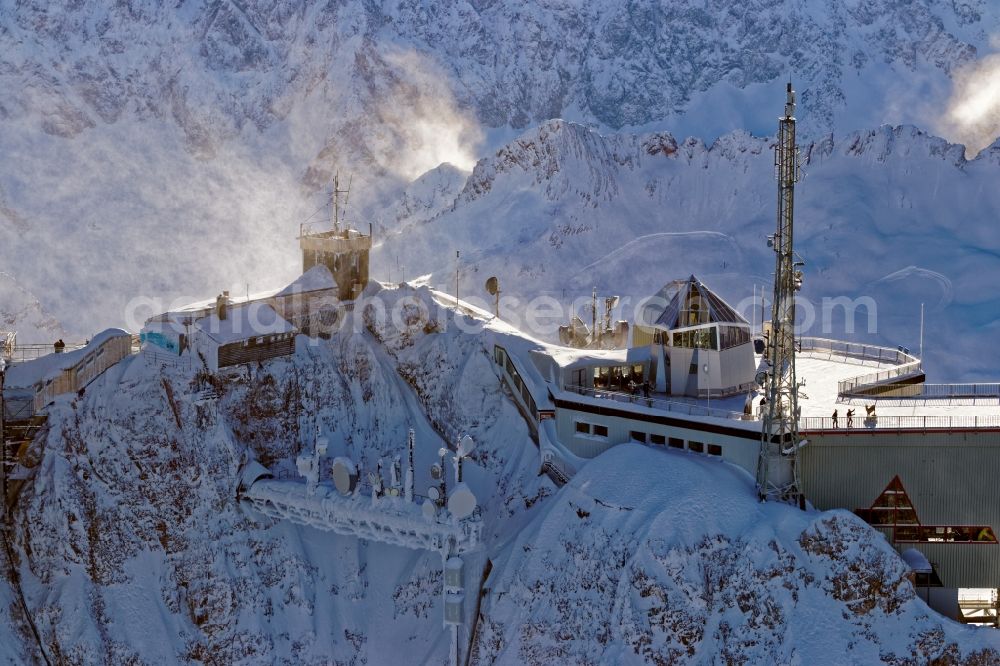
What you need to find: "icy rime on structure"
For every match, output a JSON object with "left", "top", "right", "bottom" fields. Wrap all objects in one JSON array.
[
  {"left": 242, "top": 428, "right": 481, "bottom": 666},
  {"left": 757, "top": 83, "right": 805, "bottom": 505}
]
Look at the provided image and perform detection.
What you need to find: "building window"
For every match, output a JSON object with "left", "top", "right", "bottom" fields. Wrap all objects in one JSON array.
[
  {"left": 668, "top": 437, "right": 684, "bottom": 449},
  {"left": 630, "top": 431, "right": 647, "bottom": 443},
  {"left": 593, "top": 424, "right": 608, "bottom": 438},
  {"left": 650, "top": 434, "right": 666, "bottom": 445},
  {"left": 688, "top": 441, "right": 704, "bottom": 453},
  {"left": 575, "top": 422, "right": 590, "bottom": 434},
  {"left": 707, "top": 444, "right": 723, "bottom": 456}
]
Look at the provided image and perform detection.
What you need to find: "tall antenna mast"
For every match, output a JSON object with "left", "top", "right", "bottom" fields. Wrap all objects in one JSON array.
[
  {"left": 756, "top": 82, "right": 805, "bottom": 505},
  {"left": 331, "top": 172, "right": 352, "bottom": 232}
]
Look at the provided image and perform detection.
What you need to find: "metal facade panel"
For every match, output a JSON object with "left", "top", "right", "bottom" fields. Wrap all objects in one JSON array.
[{"left": 801, "top": 430, "right": 1000, "bottom": 587}]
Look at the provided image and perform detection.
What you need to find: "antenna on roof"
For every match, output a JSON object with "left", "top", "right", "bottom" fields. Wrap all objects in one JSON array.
[{"left": 331, "top": 172, "right": 352, "bottom": 232}]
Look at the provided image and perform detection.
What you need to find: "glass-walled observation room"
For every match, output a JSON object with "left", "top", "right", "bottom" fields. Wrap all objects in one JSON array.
[{"left": 670, "top": 324, "right": 751, "bottom": 351}]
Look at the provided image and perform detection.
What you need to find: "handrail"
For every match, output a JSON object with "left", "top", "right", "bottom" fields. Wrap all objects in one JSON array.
[
  {"left": 563, "top": 385, "right": 750, "bottom": 421},
  {"left": 5, "top": 342, "right": 88, "bottom": 363},
  {"left": 797, "top": 337, "right": 923, "bottom": 398},
  {"left": 800, "top": 415, "right": 1000, "bottom": 431}
]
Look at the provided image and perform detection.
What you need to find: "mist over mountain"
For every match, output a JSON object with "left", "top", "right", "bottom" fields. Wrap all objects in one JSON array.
[
  {"left": 377, "top": 121, "right": 1000, "bottom": 381},
  {"left": 1, "top": 0, "right": 998, "bottom": 371}
]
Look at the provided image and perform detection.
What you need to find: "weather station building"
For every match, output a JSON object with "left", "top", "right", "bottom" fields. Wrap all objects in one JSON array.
[{"left": 297, "top": 175, "right": 372, "bottom": 303}]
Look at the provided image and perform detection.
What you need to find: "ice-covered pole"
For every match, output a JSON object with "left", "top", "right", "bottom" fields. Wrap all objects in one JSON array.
[{"left": 405, "top": 428, "right": 415, "bottom": 503}]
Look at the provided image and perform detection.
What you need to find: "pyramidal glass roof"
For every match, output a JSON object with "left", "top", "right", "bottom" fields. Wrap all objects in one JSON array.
[{"left": 639, "top": 275, "right": 749, "bottom": 330}]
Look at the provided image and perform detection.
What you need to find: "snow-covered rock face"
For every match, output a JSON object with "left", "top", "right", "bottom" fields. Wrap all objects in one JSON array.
[
  {"left": 1, "top": 0, "right": 993, "bottom": 141},
  {"left": 474, "top": 445, "right": 1000, "bottom": 664},
  {"left": 377, "top": 121, "right": 1000, "bottom": 382},
  {"left": 4, "top": 286, "right": 549, "bottom": 662},
  {"left": 0, "top": 271, "right": 66, "bottom": 342}
]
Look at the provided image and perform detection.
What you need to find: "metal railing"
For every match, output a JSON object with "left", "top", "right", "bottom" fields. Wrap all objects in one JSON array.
[
  {"left": 797, "top": 337, "right": 923, "bottom": 397},
  {"left": 905, "top": 384, "right": 1000, "bottom": 399},
  {"left": 799, "top": 337, "right": 916, "bottom": 367},
  {"left": 4, "top": 342, "right": 87, "bottom": 363},
  {"left": 564, "top": 385, "right": 749, "bottom": 421},
  {"left": 800, "top": 415, "right": 1000, "bottom": 431}
]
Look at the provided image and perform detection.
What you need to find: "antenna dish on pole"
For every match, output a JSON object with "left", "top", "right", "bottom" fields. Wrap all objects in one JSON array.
[
  {"left": 447, "top": 483, "right": 477, "bottom": 520},
  {"left": 458, "top": 435, "right": 475, "bottom": 457},
  {"left": 485, "top": 277, "right": 499, "bottom": 296}
]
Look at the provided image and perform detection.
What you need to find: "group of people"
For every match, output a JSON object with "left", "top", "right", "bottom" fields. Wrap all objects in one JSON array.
[
  {"left": 831, "top": 405, "right": 874, "bottom": 428},
  {"left": 831, "top": 408, "right": 854, "bottom": 428}
]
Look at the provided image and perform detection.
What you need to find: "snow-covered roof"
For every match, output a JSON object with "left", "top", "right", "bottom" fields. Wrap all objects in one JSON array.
[
  {"left": 194, "top": 303, "right": 295, "bottom": 344},
  {"left": 5, "top": 328, "right": 130, "bottom": 388},
  {"left": 543, "top": 345, "right": 652, "bottom": 371},
  {"left": 275, "top": 265, "right": 337, "bottom": 297},
  {"left": 901, "top": 548, "right": 933, "bottom": 573},
  {"left": 639, "top": 275, "right": 748, "bottom": 330}
]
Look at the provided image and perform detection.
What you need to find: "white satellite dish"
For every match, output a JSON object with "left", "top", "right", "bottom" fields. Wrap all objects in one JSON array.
[
  {"left": 447, "top": 483, "right": 477, "bottom": 520},
  {"left": 331, "top": 457, "right": 358, "bottom": 496},
  {"left": 430, "top": 463, "right": 443, "bottom": 480},
  {"left": 388, "top": 487, "right": 400, "bottom": 497},
  {"left": 428, "top": 486, "right": 440, "bottom": 501},
  {"left": 422, "top": 500, "right": 436, "bottom": 519},
  {"left": 458, "top": 435, "right": 475, "bottom": 457}
]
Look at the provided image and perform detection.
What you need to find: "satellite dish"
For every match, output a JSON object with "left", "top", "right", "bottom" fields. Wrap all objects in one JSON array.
[
  {"left": 422, "top": 500, "right": 436, "bottom": 519},
  {"left": 428, "top": 486, "right": 440, "bottom": 501},
  {"left": 331, "top": 458, "right": 358, "bottom": 496},
  {"left": 458, "top": 435, "right": 475, "bottom": 457},
  {"left": 447, "top": 483, "right": 477, "bottom": 520},
  {"left": 388, "top": 488, "right": 400, "bottom": 497},
  {"left": 754, "top": 370, "right": 768, "bottom": 387},
  {"left": 485, "top": 276, "right": 499, "bottom": 296},
  {"left": 430, "top": 463, "right": 443, "bottom": 480}
]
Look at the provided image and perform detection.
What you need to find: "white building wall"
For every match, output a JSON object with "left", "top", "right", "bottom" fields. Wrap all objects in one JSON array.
[{"left": 555, "top": 405, "right": 760, "bottom": 474}]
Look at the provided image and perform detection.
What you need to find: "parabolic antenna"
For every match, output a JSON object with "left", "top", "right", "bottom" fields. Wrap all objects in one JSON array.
[
  {"left": 422, "top": 500, "right": 437, "bottom": 519},
  {"left": 485, "top": 276, "right": 499, "bottom": 296},
  {"left": 331, "top": 457, "right": 358, "bottom": 496},
  {"left": 447, "top": 483, "right": 477, "bottom": 520},
  {"left": 458, "top": 435, "right": 476, "bottom": 457},
  {"left": 430, "top": 463, "right": 443, "bottom": 480},
  {"left": 428, "top": 486, "right": 440, "bottom": 501}
]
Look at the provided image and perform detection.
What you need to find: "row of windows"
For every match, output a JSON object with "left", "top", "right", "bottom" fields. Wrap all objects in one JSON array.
[
  {"left": 572, "top": 421, "right": 725, "bottom": 458},
  {"left": 239, "top": 332, "right": 294, "bottom": 347},
  {"left": 630, "top": 430, "right": 723, "bottom": 456},
  {"left": 575, "top": 421, "right": 608, "bottom": 438},
  {"left": 670, "top": 324, "right": 751, "bottom": 351},
  {"left": 494, "top": 346, "right": 538, "bottom": 416}
]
